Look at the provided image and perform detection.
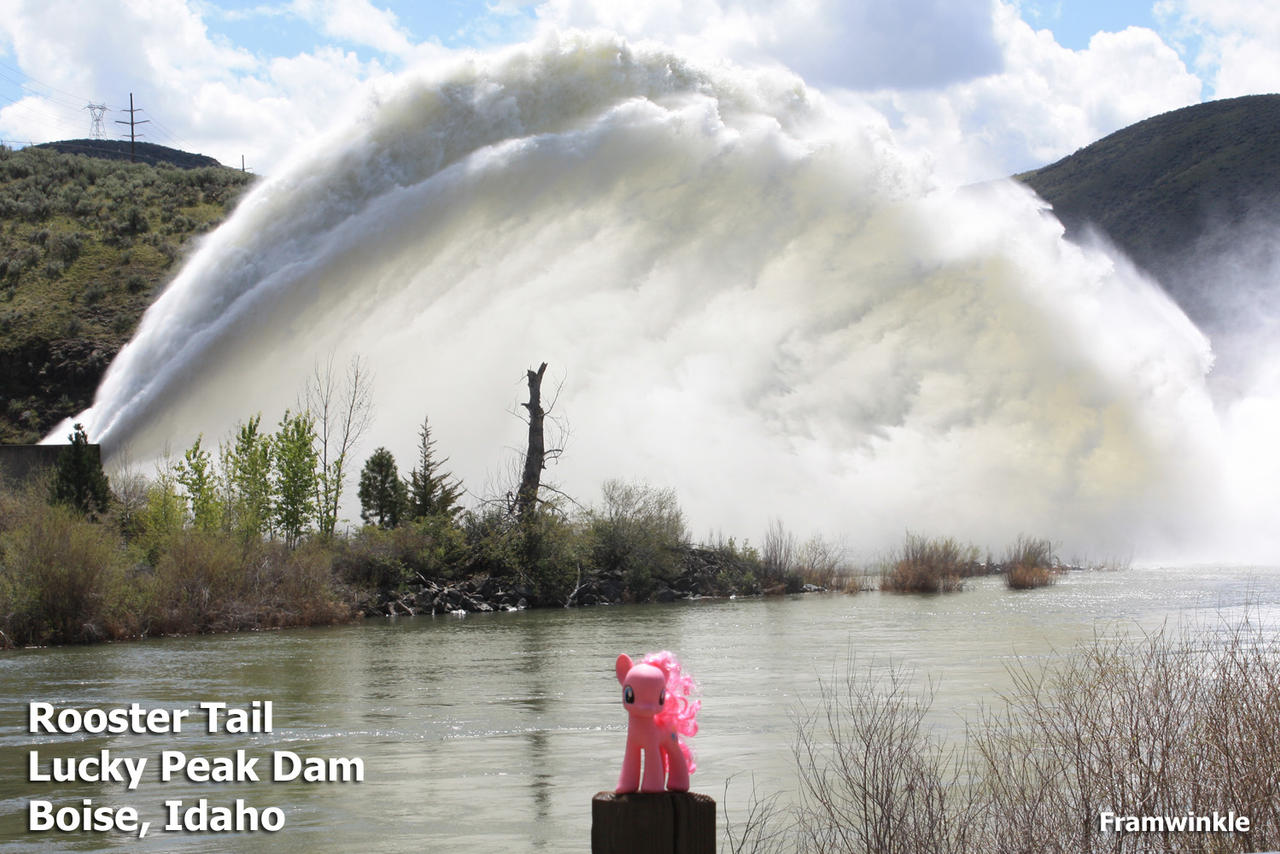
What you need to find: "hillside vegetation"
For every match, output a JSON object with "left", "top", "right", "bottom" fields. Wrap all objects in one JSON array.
[
  {"left": 1017, "top": 94, "right": 1280, "bottom": 324},
  {"left": 33, "top": 139, "right": 225, "bottom": 169},
  {"left": 0, "top": 144, "right": 254, "bottom": 443}
]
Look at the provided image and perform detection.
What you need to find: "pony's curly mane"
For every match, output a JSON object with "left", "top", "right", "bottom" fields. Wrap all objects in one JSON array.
[{"left": 641, "top": 650, "right": 700, "bottom": 772}]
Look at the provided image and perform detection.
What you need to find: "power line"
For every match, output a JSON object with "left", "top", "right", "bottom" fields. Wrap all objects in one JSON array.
[
  {"left": 0, "top": 59, "right": 98, "bottom": 108},
  {"left": 114, "top": 92, "right": 150, "bottom": 163}
]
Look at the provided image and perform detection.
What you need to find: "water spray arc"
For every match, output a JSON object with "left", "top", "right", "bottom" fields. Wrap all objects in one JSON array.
[{"left": 66, "top": 34, "right": 1278, "bottom": 563}]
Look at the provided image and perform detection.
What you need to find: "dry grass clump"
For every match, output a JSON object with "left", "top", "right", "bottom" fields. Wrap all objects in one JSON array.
[
  {"left": 880, "top": 533, "right": 977, "bottom": 593},
  {"left": 1003, "top": 535, "right": 1059, "bottom": 590},
  {"left": 727, "top": 615, "right": 1280, "bottom": 854}
]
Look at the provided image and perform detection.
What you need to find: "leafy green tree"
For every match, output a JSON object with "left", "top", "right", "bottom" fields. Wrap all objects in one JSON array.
[
  {"left": 358, "top": 447, "right": 406, "bottom": 529},
  {"left": 222, "top": 415, "right": 273, "bottom": 540},
  {"left": 407, "top": 416, "right": 462, "bottom": 520},
  {"left": 175, "top": 435, "right": 221, "bottom": 531},
  {"left": 137, "top": 454, "right": 183, "bottom": 564},
  {"left": 50, "top": 423, "right": 110, "bottom": 518},
  {"left": 273, "top": 409, "right": 319, "bottom": 548}
]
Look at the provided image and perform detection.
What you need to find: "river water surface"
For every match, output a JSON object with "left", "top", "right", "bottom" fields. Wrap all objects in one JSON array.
[{"left": 3, "top": 566, "right": 1278, "bottom": 852}]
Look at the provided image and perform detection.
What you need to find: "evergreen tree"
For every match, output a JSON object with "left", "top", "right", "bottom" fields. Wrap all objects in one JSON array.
[
  {"left": 273, "top": 409, "right": 319, "bottom": 548},
  {"left": 222, "top": 414, "right": 273, "bottom": 540},
  {"left": 407, "top": 416, "right": 462, "bottom": 520},
  {"left": 175, "top": 434, "right": 221, "bottom": 531},
  {"left": 358, "top": 447, "right": 406, "bottom": 529},
  {"left": 50, "top": 423, "right": 110, "bottom": 518}
]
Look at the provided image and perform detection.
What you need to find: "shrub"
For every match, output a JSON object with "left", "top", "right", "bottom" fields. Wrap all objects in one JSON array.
[
  {"left": 761, "top": 518, "right": 798, "bottom": 588},
  {"left": 795, "top": 534, "right": 859, "bottom": 592},
  {"left": 732, "top": 616, "right": 1280, "bottom": 853},
  {"left": 880, "top": 533, "right": 975, "bottom": 593},
  {"left": 794, "top": 664, "right": 978, "bottom": 853},
  {"left": 147, "top": 533, "right": 350, "bottom": 634},
  {"left": 971, "top": 619, "right": 1280, "bottom": 851},
  {"left": 462, "top": 502, "right": 582, "bottom": 604},
  {"left": 147, "top": 529, "right": 247, "bottom": 633},
  {"left": 462, "top": 504, "right": 522, "bottom": 579},
  {"left": 0, "top": 499, "right": 135, "bottom": 645},
  {"left": 336, "top": 515, "right": 467, "bottom": 591},
  {"left": 1003, "top": 535, "right": 1058, "bottom": 590},
  {"left": 585, "top": 479, "right": 687, "bottom": 600},
  {"left": 518, "top": 508, "right": 582, "bottom": 606},
  {"left": 47, "top": 232, "right": 82, "bottom": 263}
]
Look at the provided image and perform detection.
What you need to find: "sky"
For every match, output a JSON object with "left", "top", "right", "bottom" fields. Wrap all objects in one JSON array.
[{"left": 0, "top": 0, "right": 1276, "bottom": 183}]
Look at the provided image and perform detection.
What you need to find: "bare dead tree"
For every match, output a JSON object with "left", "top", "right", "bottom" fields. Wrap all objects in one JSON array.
[
  {"left": 515, "top": 362, "right": 547, "bottom": 522},
  {"left": 306, "top": 354, "right": 373, "bottom": 540}
]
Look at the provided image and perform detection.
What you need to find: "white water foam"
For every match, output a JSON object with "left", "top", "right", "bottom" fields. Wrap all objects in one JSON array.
[{"left": 58, "top": 33, "right": 1280, "bottom": 563}]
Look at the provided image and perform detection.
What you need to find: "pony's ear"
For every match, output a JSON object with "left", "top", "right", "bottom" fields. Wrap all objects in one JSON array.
[{"left": 615, "top": 653, "right": 633, "bottom": 685}]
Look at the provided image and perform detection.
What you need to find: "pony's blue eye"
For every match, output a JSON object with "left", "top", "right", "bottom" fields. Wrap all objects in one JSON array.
[
  {"left": 659, "top": 689, "right": 666, "bottom": 706},
  {"left": 624, "top": 686, "right": 635, "bottom": 703}
]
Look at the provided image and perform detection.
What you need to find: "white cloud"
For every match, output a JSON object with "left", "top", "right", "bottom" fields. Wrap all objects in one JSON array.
[
  {"left": 1158, "top": 0, "right": 1280, "bottom": 98},
  {"left": 0, "top": 0, "right": 401, "bottom": 171},
  {"left": 535, "top": 0, "right": 1002, "bottom": 90},
  {"left": 528, "top": 0, "right": 1205, "bottom": 181},
  {"left": 289, "top": 0, "right": 415, "bottom": 57},
  {"left": 863, "top": 2, "right": 1203, "bottom": 182},
  {"left": 0, "top": 0, "right": 1244, "bottom": 184}
]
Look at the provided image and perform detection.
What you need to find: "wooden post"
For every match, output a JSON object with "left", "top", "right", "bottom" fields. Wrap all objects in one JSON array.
[{"left": 591, "top": 792, "right": 715, "bottom": 854}]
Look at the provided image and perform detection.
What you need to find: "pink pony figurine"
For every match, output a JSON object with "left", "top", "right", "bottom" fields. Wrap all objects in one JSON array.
[{"left": 614, "top": 650, "right": 700, "bottom": 793}]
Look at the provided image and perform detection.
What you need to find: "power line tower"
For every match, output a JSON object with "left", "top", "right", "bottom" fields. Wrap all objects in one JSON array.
[
  {"left": 85, "top": 103, "right": 108, "bottom": 139},
  {"left": 113, "top": 93, "right": 149, "bottom": 162}
]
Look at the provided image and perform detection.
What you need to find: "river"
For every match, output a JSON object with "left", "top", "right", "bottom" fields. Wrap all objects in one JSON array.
[{"left": 2, "top": 565, "right": 1278, "bottom": 852}]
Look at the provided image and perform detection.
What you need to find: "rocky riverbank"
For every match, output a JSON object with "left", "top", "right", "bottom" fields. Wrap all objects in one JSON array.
[{"left": 367, "top": 545, "right": 835, "bottom": 617}]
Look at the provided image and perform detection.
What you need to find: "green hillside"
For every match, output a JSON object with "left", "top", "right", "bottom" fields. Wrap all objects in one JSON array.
[
  {"left": 1017, "top": 94, "right": 1280, "bottom": 319},
  {"left": 0, "top": 145, "right": 254, "bottom": 443},
  {"left": 33, "top": 138, "right": 226, "bottom": 169}
]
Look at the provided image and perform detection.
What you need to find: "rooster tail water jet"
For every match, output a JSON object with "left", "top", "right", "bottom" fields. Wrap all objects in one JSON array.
[{"left": 61, "top": 32, "right": 1280, "bottom": 562}]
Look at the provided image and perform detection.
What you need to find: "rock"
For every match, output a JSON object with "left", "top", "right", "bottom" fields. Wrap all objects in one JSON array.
[{"left": 654, "top": 586, "right": 678, "bottom": 603}]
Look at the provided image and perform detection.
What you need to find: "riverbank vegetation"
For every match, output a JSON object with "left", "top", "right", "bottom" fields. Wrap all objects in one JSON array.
[
  {"left": 878, "top": 532, "right": 1068, "bottom": 593},
  {"left": 0, "top": 410, "right": 829, "bottom": 647},
  {"left": 728, "top": 615, "right": 1280, "bottom": 853},
  {"left": 0, "top": 360, "right": 1094, "bottom": 649}
]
